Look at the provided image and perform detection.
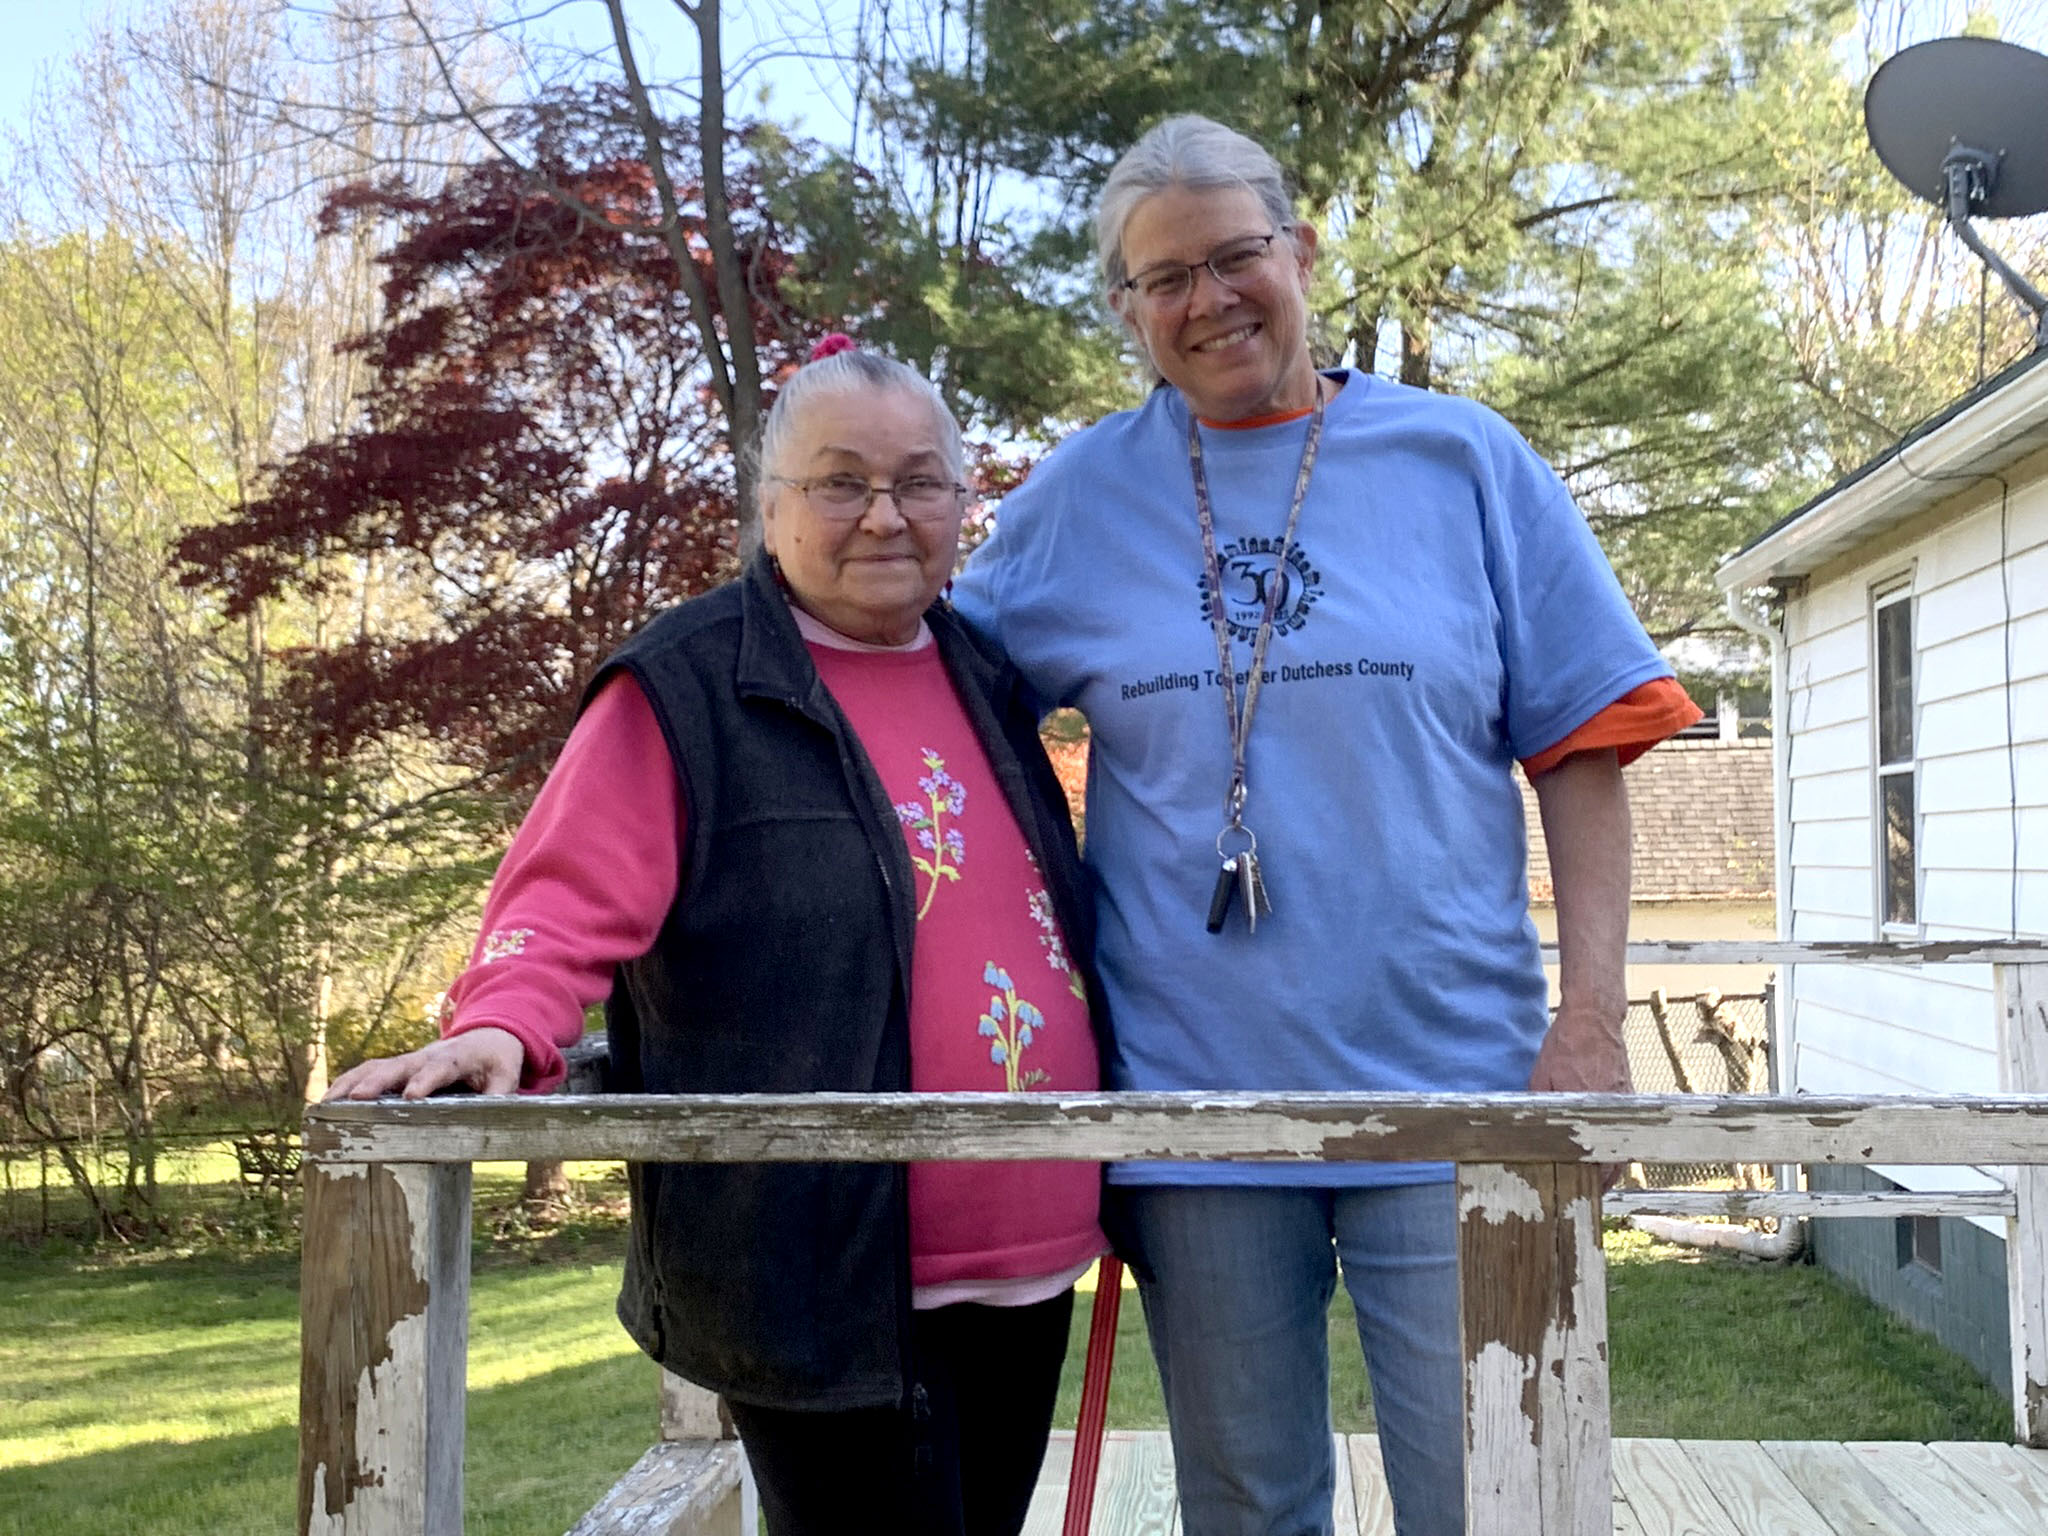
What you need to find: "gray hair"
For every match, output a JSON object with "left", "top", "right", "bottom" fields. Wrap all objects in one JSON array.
[
  {"left": 1096, "top": 115, "right": 1298, "bottom": 294},
  {"left": 747, "top": 349, "right": 963, "bottom": 550}
]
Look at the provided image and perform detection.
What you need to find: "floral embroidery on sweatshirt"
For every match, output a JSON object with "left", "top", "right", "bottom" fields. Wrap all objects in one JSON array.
[
  {"left": 977, "top": 962, "right": 1049, "bottom": 1091},
  {"left": 894, "top": 749, "right": 967, "bottom": 920},
  {"left": 1028, "top": 889, "right": 1087, "bottom": 1002},
  {"left": 479, "top": 928, "right": 534, "bottom": 964}
]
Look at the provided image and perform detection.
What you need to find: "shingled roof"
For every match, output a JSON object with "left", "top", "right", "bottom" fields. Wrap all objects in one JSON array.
[{"left": 1523, "top": 739, "right": 1774, "bottom": 903}]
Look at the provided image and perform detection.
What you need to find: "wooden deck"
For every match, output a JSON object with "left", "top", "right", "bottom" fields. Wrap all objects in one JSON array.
[{"left": 1024, "top": 1432, "right": 2048, "bottom": 1536}]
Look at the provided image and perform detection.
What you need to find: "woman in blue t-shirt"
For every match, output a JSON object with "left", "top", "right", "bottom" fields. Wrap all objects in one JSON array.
[{"left": 951, "top": 114, "right": 1699, "bottom": 1536}]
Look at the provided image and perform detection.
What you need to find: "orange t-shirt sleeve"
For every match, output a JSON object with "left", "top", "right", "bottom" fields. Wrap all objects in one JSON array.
[{"left": 1518, "top": 678, "right": 1703, "bottom": 779}]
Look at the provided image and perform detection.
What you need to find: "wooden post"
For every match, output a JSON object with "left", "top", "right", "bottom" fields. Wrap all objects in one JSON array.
[
  {"left": 300, "top": 1161, "right": 472, "bottom": 1536},
  {"left": 660, "top": 1373, "right": 754, "bottom": 1534},
  {"left": 1458, "top": 1162, "right": 1610, "bottom": 1536},
  {"left": 2001, "top": 962, "right": 2048, "bottom": 1447},
  {"left": 660, "top": 1370, "right": 733, "bottom": 1441}
]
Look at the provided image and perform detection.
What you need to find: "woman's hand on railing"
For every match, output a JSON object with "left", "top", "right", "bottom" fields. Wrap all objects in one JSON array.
[
  {"left": 326, "top": 1027, "right": 526, "bottom": 1101},
  {"left": 1528, "top": 999, "right": 1632, "bottom": 1189},
  {"left": 1526, "top": 999, "right": 1631, "bottom": 1096}
]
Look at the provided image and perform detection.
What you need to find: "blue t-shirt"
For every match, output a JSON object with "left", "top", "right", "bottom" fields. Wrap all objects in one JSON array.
[{"left": 952, "top": 371, "right": 1671, "bottom": 1185}]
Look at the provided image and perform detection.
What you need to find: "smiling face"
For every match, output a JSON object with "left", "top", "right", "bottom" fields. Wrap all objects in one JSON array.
[
  {"left": 759, "top": 386, "right": 963, "bottom": 646},
  {"left": 1113, "top": 182, "right": 1320, "bottom": 424}
]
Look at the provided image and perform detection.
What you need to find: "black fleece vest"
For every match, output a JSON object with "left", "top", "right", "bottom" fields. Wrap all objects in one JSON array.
[{"left": 587, "top": 555, "right": 1101, "bottom": 1411}]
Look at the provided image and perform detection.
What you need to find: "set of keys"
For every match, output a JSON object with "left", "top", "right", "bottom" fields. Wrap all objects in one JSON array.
[{"left": 1205, "top": 841, "right": 1272, "bottom": 935}]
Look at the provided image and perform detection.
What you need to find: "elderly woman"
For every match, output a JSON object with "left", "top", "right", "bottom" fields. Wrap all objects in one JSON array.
[
  {"left": 329, "top": 343, "right": 1108, "bottom": 1536},
  {"left": 951, "top": 117, "right": 1699, "bottom": 1536}
]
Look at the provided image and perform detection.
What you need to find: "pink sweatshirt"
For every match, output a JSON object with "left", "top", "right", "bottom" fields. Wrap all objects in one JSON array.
[{"left": 443, "top": 619, "right": 1105, "bottom": 1305}]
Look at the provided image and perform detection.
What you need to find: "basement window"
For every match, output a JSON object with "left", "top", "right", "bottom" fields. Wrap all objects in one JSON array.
[{"left": 1897, "top": 1213, "right": 1942, "bottom": 1277}]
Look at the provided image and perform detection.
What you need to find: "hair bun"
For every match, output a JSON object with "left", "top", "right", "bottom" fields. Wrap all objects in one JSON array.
[{"left": 808, "top": 332, "right": 856, "bottom": 362}]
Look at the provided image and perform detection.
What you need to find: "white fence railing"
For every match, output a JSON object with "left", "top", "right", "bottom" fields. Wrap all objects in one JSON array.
[{"left": 294, "top": 943, "right": 2048, "bottom": 1536}]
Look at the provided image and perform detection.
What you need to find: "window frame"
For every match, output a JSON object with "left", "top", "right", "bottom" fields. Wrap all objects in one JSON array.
[
  {"left": 1869, "top": 574, "right": 1919, "bottom": 936},
  {"left": 1895, "top": 1210, "right": 1944, "bottom": 1280}
]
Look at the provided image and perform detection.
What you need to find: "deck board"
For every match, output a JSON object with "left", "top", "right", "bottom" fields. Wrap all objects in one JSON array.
[
  {"left": 1093, "top": 1432, "right": 1177, "bottom": 1536},
  {"left": 1610, "top": 1439, "right": 1744, "bottom": 1535},
  {"left": 1019, "top": 1432, "right": 1072, "bottom": 1536},
  {"left": 1846, "top": 1441, "right": 2045, "bottom": 1536},
  {"left": 1926, "top": 1440, "right": 2048, "bottom": 1514},
  {"left": 1745, "top": 1443, "right": 1935, "bottom": 1536},
  {"left": 1343, "top": 1434, "right": 1396, "bottom": 1536},
  {"left": 1673, "top": 1440, "right": 1835, "bottom": 1536},
  {"left": 1329, "top": 1433, "right": 1360, "bottom": 1536},
  {"left": 1027, "top": 1434, "right": 2048, "bottom": 1535}
]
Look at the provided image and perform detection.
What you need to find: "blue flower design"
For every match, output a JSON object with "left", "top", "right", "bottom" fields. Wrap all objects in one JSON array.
[{"left": 975, "top": 964, "right": 1053, "bottom": 1092}]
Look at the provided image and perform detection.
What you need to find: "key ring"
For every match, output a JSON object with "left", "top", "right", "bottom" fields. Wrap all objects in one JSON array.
[{"left": 1216, "top": 824, "right": 1258, "bottom": 862}]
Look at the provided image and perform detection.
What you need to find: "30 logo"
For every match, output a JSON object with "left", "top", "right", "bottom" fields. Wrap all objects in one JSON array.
[{"left": 1197, "top": 538, "right": 1323, "bottom": 641}]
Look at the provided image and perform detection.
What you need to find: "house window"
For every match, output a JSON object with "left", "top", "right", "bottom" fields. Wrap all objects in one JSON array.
[{"left": 1872, "top": 582, "right": 1916, "bottom": 929}]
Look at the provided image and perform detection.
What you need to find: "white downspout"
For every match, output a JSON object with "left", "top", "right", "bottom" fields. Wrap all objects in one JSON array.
[
  {"left": 1724, "top": 585, "right": 1794, "bottom": 946},
  {"left": 1629, "top": 1210, "right": 1805, "bottom": 1260},
  {"left": 1627, "top": 587, "right": 1805, "bottom": 1261}
]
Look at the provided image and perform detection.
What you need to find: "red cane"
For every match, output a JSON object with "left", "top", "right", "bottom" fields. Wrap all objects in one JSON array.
[{"left": 1061, "top": 1255, "right": 1123, "bottom": 1536}]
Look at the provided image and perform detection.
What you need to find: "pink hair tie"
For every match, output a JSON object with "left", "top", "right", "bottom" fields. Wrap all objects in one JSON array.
[{"left": 808, "top": 332, "right": 856, "bottom": 361}]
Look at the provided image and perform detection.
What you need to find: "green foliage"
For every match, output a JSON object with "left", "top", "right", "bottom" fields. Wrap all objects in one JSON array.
[
  {"left": 0, "top": 227, "right": 485, "bottom": 1231},
  {"left": 752, "top": 126, "right": 1134, "bottom": 445},
  {"left": 868, "top": 0, "right": 2033, "bottom": 641}
]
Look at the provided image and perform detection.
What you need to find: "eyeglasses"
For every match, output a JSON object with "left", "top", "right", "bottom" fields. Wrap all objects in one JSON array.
[
  {"left": 773, "top": 473, "right": 969, "bottom": 521},
  {"left": 1119, "top": 230, "right": 1288, "bottom": 309}
]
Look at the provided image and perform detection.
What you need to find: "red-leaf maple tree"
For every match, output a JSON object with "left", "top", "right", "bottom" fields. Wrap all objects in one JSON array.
[{"left": 177, "top": 91, "right": 808, "bottom": 808}]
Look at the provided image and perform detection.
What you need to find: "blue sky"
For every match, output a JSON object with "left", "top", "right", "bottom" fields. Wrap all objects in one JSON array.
[
  {"left": 0, "top": 1, "right": 854, "bottom": 141},
  {"left": 0, "top": 2, "right": 127, "bottom": 129}
]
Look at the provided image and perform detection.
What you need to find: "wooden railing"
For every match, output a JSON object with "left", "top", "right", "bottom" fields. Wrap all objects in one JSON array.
[{"left": 296, "top": 944, "right": 2048, "bottom": 1536}]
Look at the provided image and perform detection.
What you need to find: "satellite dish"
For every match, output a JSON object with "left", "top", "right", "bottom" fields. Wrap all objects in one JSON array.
[{"left": 1865, "top": 36, "right": 2048, "bottom": 342}]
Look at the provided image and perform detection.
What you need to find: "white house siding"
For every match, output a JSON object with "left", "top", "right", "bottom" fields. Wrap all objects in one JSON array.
[{"left": 1783, "top": 468, "right": 2048, "bottom": 1225}]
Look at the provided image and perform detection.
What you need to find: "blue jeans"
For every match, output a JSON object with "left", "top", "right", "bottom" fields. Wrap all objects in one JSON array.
[{"left": 1120, "top": 1182, "right": 1464, "bottom": 1536}]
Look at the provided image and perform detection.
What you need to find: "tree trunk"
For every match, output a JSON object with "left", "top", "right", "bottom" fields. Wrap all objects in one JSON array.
[
  {"left": 522, "top": 1159, "right": 571, "bottom": 1212},
  {"left": 1400, "top": 316, "right": 1432, "bottom": 388}
]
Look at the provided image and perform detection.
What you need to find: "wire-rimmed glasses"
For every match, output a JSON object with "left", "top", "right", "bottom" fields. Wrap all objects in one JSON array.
[
  {"left": 1119, "top": 230, "right": 1288, "bottom": 309},
  {"left": 772, "top": 473, "right": 970, "bottom": 522}
]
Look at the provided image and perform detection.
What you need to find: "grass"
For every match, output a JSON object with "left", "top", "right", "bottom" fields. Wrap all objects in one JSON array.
[
  {"left": 1052, "top": 1227, "right": 2009, "bottom": 1442},
  {"left": 0, "top": 1188, "right": 2014, "bottom": 1536}
]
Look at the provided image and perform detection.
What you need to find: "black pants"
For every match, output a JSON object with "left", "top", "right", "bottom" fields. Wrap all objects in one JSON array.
[{"left": 726, "top": 1288, "right": 1075, "bottom": 1536}]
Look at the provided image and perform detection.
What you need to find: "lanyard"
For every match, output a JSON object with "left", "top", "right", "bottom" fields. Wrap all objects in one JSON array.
[{"left": 1188, "top": 387, "right": 1326, "bottom": 850}]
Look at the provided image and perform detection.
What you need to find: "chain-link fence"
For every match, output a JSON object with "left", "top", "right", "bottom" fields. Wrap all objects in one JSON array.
[{"left": 1613, "top": 988, "right": 1776, "bottom": 1191}]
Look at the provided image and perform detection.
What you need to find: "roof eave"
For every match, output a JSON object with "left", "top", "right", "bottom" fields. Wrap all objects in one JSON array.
[{"left": 1716, "top": 349, "right": 2048, "bottom": 593}]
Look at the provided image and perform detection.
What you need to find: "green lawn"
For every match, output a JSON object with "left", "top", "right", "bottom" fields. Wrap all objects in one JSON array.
[
  {"left": 0, "top": 1198, "right": 2013, "bottom": 1536},
  {"left": 1057, "top": 1227, "right": 2010, "bottom": 1442}
]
